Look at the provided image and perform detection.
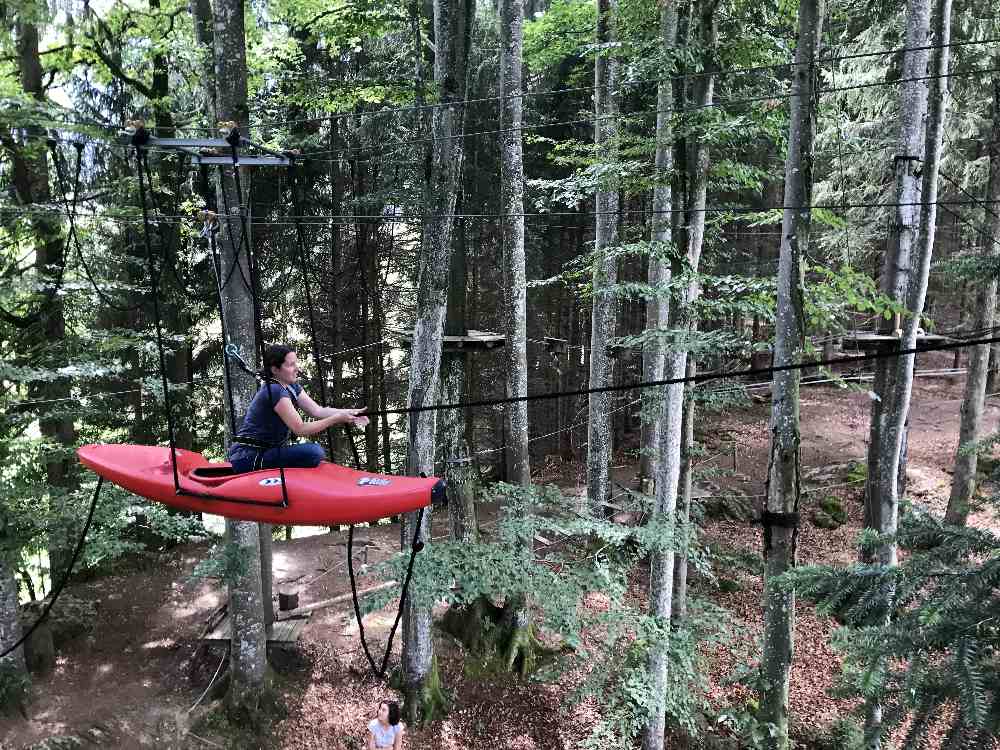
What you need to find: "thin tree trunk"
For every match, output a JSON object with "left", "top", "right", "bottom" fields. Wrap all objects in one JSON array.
[
  {"left": 671, "top": 358, "right": 695, "bottom": 623},
  {"left": 642, "top": 4, "right": 715, "bottom": 748},
  {"left": 945, "top": 68, "right": 1000, "bottom": 526},
  {"left": 864, "top": 0, "right": 949, "bottom": 742},
  {"left": 587, "top": 0, "right": 619, "bottom": 512},
  {"left": 213, "top": 0, "right": 267, "bottom": 714},
  {"left": 0, "top": 557, "right": 28, "bottom": 709},
  {"left": 189, "top": 0, "right": 215, "bottom": 122},
  {"left": 401, "top": 0, "right": 474, "bottom": 723},
  {"left": 638, "top": 0, "right": 678, "bottom": 494},
  {"left": 500, "top": 0, "right": 530, "bottom": 488},
  {"left": 758, "top": 1, "right": 823, "bottom": 746}
]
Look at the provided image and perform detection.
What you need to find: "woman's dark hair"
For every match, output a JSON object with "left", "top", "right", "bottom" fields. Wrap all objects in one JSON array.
[
  {"left": 261, "top": 344, "right": 294, "bottom": 380},
  {"left": 380, "top": 700, "right": 400, "bottom": 726}
]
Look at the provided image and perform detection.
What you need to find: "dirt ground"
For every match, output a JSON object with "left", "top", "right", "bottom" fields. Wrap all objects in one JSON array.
[{"left": 2, "top": 371, "right": 998, "bottom": 749}]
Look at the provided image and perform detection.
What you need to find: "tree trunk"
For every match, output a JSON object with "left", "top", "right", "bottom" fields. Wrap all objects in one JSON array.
[
  {"left": 638, "top": 0, "right": 678, "bottom": 494},
  {"left": 0, "top": 556, "right": 28, "bottom": 709},
  {"left": 189, "top": 0, "right": 215, "bottom": 122},
  {"left": 500, "top": 0, "right": 530, "bottom": 488},
  {"left": 671, "top": 358, "right": 695, "bottom": 624},
  {"left": 10, "top": 13, "right": 79, "bottom": 584},
  {"left": 642, "top": 4, "right": 715, "bottom": 748},
  {"left": 402, "top": 0, "right": 474, "bottom": 724},
  {"left": 587, "top": 0, "right": 619, "bottom": 512},
  {"left": 212, "top": 0, "right": 267, "bottom": 716},
  {"left": 945, "top": 68, "right": 1000, "bottom": 526},
  {"left": 758, "top": 1, "right": 823, "bottom": 746},
  {"left": 863, "top": 0, "right": 949, "bottom": 743}
]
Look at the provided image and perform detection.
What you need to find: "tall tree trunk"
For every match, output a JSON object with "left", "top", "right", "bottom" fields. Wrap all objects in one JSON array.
[
  {"left": 945, "top": 68, "right": 1000, "bottom": 526},
  {"left": 0, "top": 556, "right": 28, "bottom": 709},
  {"left": 638, "top": 0, "right": 678, "bottom": 494},
  {"left": 642, "top": 4, "right": 715, "bottom": 748},
  {"left": 863, "top": 0, "right": 950, "bottom": 742},
  {"left": 402, "top": 0, "right": 474, "bottom": 724},
  {"left": 189, "top": 0, "right": 215, "bottom": 122},
  {"left": 671, "top": 358, "right": 695, "bottom": 623},
  {"left": 587, "top": 0, "right": 619, "bottom": 511},
  {"left": 758, "top": 1, "right": 823, "bottom": 746},
  {"left": 212, "top": 0, "right": 267, "bottom": 716},
  {"left": 500, "top": 0, "right": 530, "bottom": 488},
  {"left": 10, "top": 10, "right": 79, "bottom": 584}
]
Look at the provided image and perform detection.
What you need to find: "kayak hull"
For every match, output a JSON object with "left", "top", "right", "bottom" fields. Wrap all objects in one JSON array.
[{"left": 77, "top": 444, "right": 443, "bottom": 526}]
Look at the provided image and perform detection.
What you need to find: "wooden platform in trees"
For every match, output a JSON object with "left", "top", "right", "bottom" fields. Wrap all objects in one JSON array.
[
  {"left": 840, "top": 332, "right": 951, "bottom": 351},
  {"left": 395, "top": 329, "right": 506, "bottom": 351},
  {"left": 202, "top": 613, "right": 311, "bottom": 643}
]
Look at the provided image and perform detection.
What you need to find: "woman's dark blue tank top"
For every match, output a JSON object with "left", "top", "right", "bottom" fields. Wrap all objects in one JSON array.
[{"left": 235, "top": 382, "right": 303, "bottom": 447}]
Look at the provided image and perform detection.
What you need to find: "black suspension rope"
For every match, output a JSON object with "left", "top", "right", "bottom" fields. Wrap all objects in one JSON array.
[
  {"left": 224, "top": 132, "right": 290, "bottom": 509},
  {"left": 284, "top": 156, "right": 416, "bottom": 679},
  {"left": 0, "top": 478, "right": 103, "bottom": 661},
  {"left": 50, "top": 140, "right": 145, "bottom": 314},
  {"left": 139, "top": 151, "right": 218, "bottom": 304},
  {"left": 348, "top": 505, "right": 427, "bottom": 678},
  {"left": 133, "top": 134, "right": 182, "bottom": 493},
  {"left": 287, "top": 157, "right": 365, "bottom": 467},
  {"left": 202, "top": 215, "right": 239, "bottom": 439}
]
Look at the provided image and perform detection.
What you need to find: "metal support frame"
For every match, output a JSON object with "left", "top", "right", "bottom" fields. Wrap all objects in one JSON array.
[{"left": 119, "top": 133, "right": 292, "bottom": 167}]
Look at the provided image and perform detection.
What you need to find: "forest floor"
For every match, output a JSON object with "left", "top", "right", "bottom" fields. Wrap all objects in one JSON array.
[{"left": 3, "top": 368, "right": 1000, "bottom": 750}]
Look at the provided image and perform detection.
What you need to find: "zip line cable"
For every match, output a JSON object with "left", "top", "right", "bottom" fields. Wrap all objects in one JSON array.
[
  {"left": 294, "top": 64, "right": 1000, "bottom": 160},
  {"left": 356, "top": 333, "right": 1000, "bottom": 420},
  {"left": 6, "top": 197, "right": 1000, "bottom": 225},
  {"left": 19, "top": 35, "right": 994, "bottom": 138}
]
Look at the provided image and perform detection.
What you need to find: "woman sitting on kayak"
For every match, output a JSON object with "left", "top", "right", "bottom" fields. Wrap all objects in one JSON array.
[{"left": 228, "top": 344, "right": 369, "bottom": 473}]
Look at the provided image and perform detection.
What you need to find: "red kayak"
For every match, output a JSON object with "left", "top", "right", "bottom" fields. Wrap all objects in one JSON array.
[{"left": 77, "top": 444, "right": 444, "bottom": 526}]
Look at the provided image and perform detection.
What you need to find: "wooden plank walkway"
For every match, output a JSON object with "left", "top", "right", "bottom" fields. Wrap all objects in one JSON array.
[{"left": 203, "top": 613, "right": 311, "bottom": 643}]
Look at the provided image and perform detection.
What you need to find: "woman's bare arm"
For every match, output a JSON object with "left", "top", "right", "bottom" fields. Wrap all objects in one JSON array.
[
  {"left": 393, "top": 724, "right": 405, "bottom": 750},
  {"left": 293, "top": 392, "right": 369, "bottom": 427},
  {"left": 273, "top": 398, "right": 345, "bottom": 437}
]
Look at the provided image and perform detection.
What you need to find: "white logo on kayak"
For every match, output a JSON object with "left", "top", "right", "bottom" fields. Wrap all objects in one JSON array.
[
  {"left": 357, "top": 477, "right": 391, "bottom": 486},
  {"left": 259, "top": 477, "right": 283, "bottom": 487}
]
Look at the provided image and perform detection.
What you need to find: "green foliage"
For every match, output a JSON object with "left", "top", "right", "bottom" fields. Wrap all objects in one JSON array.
[
  {"left": 523, "top": 0, "right": 595, "bottom": 73},
  {"left": 784, "top": 511, "right": 1000, "bottom": 746},
  {"left": 366, "top": 484, "right": 717, "bottom": 744},
  {"left": 191, "top": 540, "right": 253, "bottom": 585}
]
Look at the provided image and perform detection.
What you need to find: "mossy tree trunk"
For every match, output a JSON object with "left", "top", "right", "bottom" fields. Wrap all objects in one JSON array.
[
  {"left": 402, "top": 0, "right": 474, "bottom": 724},
  {"left": 642, "top": 3, "right": 715, "bottom": 748},
  {"left": 211, "top": 0, "right": 268, "bottom": 717},
  {"left": 639, "top": 0, "right": 677, "bottom": 494},
  {"left": 758, "top": 1, "right": 822, "bottom": 746},
  {"left": 862, "top": 0, "right": 950, "bottom": 742},
  {"left": 586, "top": 0, "right": 619, "bottom": 513},
  {"left": 946, "top": 67, "right": 1000, "bottom": 526}
]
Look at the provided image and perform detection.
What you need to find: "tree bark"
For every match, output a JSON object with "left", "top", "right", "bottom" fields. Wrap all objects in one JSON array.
[
  {"left": 402, "top": 0, "right": 474, "bottom": 724},
  {"left": 189, "top": 0, "right": 215, "bottom": 122},
  {"left": 671, "top": 359, "right": 695, "bottom": 624},
  {"left": 586, "top": 0, "right": 619, "bottom": 512},
  {"left": 758, "top": 2, "right": 823, "bottom": 746},
  {"left": 212, "top": 0, "right": 267, "bottom": 715},
  {"left": 500, "top": 0, "right": 530, "bottom": 488},
  {"left": 0, "top": 555, "right": 28, "bottom": 708},
  {"left": 945, "top": 68, "right": 1000, "bottom": 526},
  {"left": 9, "top": 11, "right": 79, "bottom": 584},
  {"left": 642, "top": 4, "right": 716, "bottom": 748},
  {"left": 863, "top": 0, "right": 950, "bottom": 743},
  {"left": 638, "top": 0, "right": 678, "bottom": 494}
]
